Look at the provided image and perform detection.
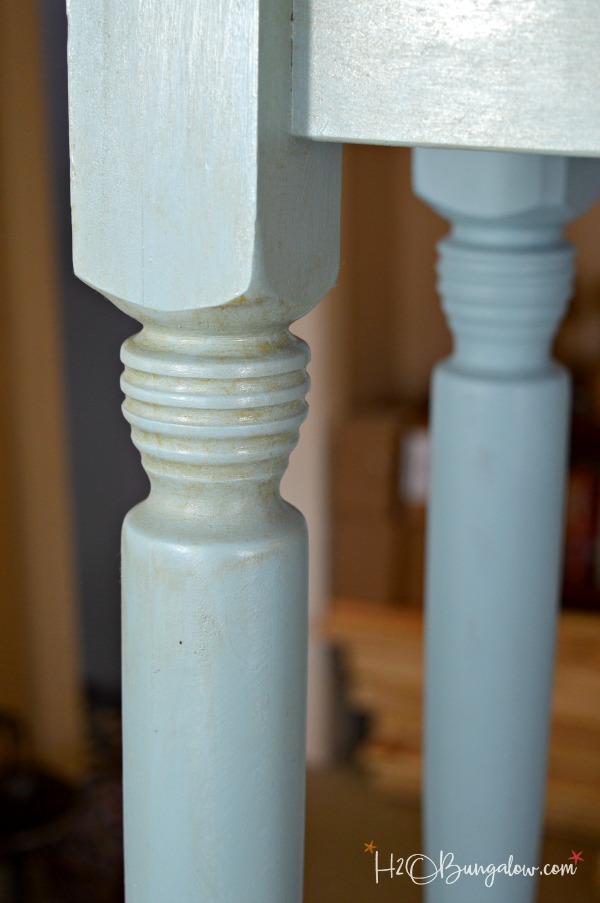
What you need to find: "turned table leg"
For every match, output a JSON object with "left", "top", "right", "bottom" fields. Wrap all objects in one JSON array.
[
  {"left": 66, "top": 1, "right": 342, "bottom": 899},
  {"left": 414, "top": 149, "right": 600, "bottom": 902}
]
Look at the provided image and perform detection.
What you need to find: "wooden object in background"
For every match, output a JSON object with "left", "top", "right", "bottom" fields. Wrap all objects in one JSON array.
[
  {"left": 331, "top": 410, "right": 426, "bottom": 606},
  {"left": 0, "top": 0, "right": 84, "bottom": 779},
  {"left": 332, "top": 412, "right": 408, "bottom": 514},
  {"left": 340, "top": 146, "right": 450, "bottom": 407},
  {"left": 324, "top": 601, "right": 600, "bottom": 837},
  {"left": 563, "top": 466, "right": 599, "bottom": 589},
  {"left": 66, "top": 1, "right": 342, "bottom": 900}
]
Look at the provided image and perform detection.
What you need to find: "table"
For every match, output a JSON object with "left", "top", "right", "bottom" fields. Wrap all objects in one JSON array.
[{"left": 65, "top": 2, "right": 600, "bottom": 899}]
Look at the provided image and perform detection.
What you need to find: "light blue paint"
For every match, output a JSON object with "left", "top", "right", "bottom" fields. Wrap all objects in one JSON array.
[
  {"left": 414, "top": 149, "right": 600, "bottom": 903},
  {"left": 120, "top": 327, "right": 311, "bottom": 903},
  {"left": 66, "top": 0, "right": 341, "bottom": 899}
]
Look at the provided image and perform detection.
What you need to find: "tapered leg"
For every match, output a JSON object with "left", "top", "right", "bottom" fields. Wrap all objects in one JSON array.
[{"left": 414, "top": 149, "right": 600, "bottom": 902}]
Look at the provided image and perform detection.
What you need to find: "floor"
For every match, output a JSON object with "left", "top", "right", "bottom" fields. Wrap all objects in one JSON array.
[
  {"left": 2, "top": 761, "right": 597, "bottom": 901},
  {"left": 305, "top": 767, "right": 600, "bottom": 903}
]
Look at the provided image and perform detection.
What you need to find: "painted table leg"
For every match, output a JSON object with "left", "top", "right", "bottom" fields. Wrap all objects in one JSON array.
[
  {"left": 66, "top": 2, "right": 342, "bottom": 900},
  {"left": 120, "top": 325, "right": 311, "bottom": 901},
  {"left": 414, "top": 149, "right": 600, "bottom": 903}
]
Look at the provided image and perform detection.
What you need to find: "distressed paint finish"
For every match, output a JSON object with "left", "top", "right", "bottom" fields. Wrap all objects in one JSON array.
[
  {"left": 120, "top": 326, "right": 311, "bottom": 902},
  {"left": 66, "top": 1, "right": 342, "bottom": 900},
  {"left": 292, "top": 0, "right": 600, "bottom": 155},
  {"left": 68, "top": 0, "right": 341, "bottom": 312},
  {"left": 414, "top": 149, "right": 600, "bottom": 903}
]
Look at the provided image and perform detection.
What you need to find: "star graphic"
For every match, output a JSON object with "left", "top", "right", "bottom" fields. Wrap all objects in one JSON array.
[
  {"left": 569, "top": 851, "right": 584, "bottom": 865},
  {"left": 364, "top": 841, "right": 377, "bottom": 854}
]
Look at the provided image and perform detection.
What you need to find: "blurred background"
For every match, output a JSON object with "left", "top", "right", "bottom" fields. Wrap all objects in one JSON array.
[{"left": 1, "top": 0, "right": 600, "bottom": 900}]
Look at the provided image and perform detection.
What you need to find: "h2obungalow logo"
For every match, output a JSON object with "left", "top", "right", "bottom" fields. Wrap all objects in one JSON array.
[{"left": 363, "top": 842, "right": 582, "bottom": 889}]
